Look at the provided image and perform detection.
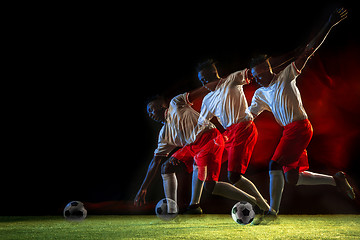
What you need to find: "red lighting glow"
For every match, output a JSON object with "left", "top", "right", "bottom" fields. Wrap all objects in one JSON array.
[{"left": 248, "top": 44, "right": 360, "bottom": 171}]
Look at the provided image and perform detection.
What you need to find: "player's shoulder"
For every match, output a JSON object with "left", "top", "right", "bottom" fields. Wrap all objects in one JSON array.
[
  {"left": 278, "top": 62, "right": 301, "bottom": 79},
  {"left": 223, "top": 69, "right": 249, "bottom": 87},
  {"left": 170, "top": 93, "right": 186, "bottom": 103},
  {"left": 253, "top": 86, "right": 265, "bottom": 96},
  {"left": 201, "top": 89, "right": 221, "bottom": 111},
  {"left": 224, "top": 69, "right": 246, "bottom": 80},
  {"left": 169, "top": 93, "right": 189, "bottom": 108}
]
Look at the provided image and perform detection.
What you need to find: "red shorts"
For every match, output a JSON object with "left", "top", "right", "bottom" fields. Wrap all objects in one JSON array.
[
  {"left": 172, "top": 128, "right": 225, "bottom": 181},
  {"left": 222, "top": 121, "right": 258, "bottom": 174},
  {"left": 272, "top": 119, "right": 313, "bottom": 173}
]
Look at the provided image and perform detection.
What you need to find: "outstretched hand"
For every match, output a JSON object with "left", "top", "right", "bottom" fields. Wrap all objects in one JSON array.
[
  {"left": 134, "top": 188, "right": 147, "bottom": 207},
  {"left": 329, "top": 8, "right": 348, "bottom": 27}
]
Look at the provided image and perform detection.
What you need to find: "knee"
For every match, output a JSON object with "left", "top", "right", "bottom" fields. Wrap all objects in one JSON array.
[
  {"left": 228, "top": 171, "right": 242, "bottom": 184},
  {"left": 204, "top": 181, "right": 216, "bottom": 193},
  {"left": 285, "top": 170, "right": 299, "bottom": 186},
  {"left": 161, "top": 158, "right": 176, "bottom": 174},
  {"left": 269, "top": 160, "right": 282, "bottom": 171}
]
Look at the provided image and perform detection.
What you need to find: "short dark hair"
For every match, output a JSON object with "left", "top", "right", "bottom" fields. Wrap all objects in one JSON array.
[
  {"left": 249, "top": 54, "right": 269, "bottom": 68},
  {"left": 196, "top": 59, "right": 217, "bottom": 73},
  {"left": 145, "top": 94, "right": 164, "bottom": 106}
]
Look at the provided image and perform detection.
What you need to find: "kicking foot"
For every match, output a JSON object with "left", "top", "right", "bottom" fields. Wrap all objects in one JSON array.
[
  {"left": 333, "top": 171, "right": 355, "bottom": 200},
  {"left": 264, "top": 209, "right": 278, "bottom": 222},
  {"left": 183, "top": 204, "right": 203, "bottom": 214},
  {"left": 251, "top": 210, "right": 264, "bottom": 225},
  {"left": 251, "top": 207, "right": 277, "bottom": 225}
]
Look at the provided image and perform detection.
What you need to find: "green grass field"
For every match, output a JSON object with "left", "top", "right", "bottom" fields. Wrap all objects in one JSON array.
[{"left": 1, "top": 215, "right": 359, "bottom": 239}]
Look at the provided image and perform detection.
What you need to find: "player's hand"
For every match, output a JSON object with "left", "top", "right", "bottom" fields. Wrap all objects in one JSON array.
[
  {"left": 329, "top": 7, "right": 348, "bottom": 27},
  {"left": 134, "top": 188, "right": 147, "bottom": 207}
]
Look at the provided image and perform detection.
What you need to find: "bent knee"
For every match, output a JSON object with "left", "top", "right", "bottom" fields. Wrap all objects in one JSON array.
[
  {"left": 161, "top": 158, "right": 176, "bottom": 174},
  {"left": 269, "top": 160, "right": 282, "bottom": 171},
  {"left": 285, "top": 169, "right": 299, "bottom": 186},
  {"left": 228, "top": 171, "right": 242, "bottom": 184},
  {"left": 204, "top": 181, "right": 216, "bottom": 193}
]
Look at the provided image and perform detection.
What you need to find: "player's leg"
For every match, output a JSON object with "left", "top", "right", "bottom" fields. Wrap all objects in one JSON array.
[
  {"left": 284, "top": 148, "right": 354, "bottom": 199},
  {"left": 195, "top": 129, "right": 259, "bottom": 207},
  {"left": 183, "top": 129, "right": 222, "bottom": 214},
  {"left": 191, "top": 127, "right": 224, "bottom": 200},
  {"left": 204, "top": 180, "right": 259, "bottom": 206},
  {"left": 296, "top": 171, "right": 355, "bottom": 199},
  {"left": 161, "top": 157, "right": 181, "bottom": 213},
  {"left": 282, "top": 149, "right": 333, "bottom": 187},
  {"left": 205, "top": 160, "right": 270, "bottom": 211},
  {"left": 226, "top": 122, "right": 269, "bottom": 209},
  {"left": 269, "top": 160, "right": 285, "bottom": 214},
  {"left": 185, "top": 164, "right": 206, "bottom": 214},
  {"left": 269, "top": 119, "right": 313, "bottom": 213},
  {"left": 296, "top": 171, "right": 335, "bottom": 186},
  {"left": 230, "top": 172, "right": 270, "bottom": 212}
]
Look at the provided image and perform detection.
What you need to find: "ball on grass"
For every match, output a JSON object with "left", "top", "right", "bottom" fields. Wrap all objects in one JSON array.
[
  {"left": 231, "top": 201, "right": 255, "bottom": 225},
  {"left": 155, "top": 198, "right": 178, "bottom": 221},
  {"left": 63, "top": 201, "right": 87, "bottom": 221}
]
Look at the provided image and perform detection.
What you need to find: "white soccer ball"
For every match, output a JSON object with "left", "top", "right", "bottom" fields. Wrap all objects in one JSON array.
[
  {"left": 155, "top": 198, "right": 178, "bottom": 221},
  {"left": 63, "top": 201, "right": 87, "bottom": 221},
  {"left": 231, "top": 201, "right": 255, "bottom": 225}
]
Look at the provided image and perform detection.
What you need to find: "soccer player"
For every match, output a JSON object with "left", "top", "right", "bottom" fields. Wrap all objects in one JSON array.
[
  {"left": 134, "top": 87, "right": 272, "bottom": 215},
  {"left": 134, "top": 89, "right": 212, "bottom": 213},
  {"left": 196, "top": 59, "right": 271, "bottom": 214},
  {"left": 247, "top": 8, "right": 355, "bottom": 218}
]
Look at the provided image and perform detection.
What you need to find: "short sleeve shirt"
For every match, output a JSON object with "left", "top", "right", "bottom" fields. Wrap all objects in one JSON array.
[
  {"left": 249, "top": 62, "right": 308, "bottom": 127},
  {"left": 154, "top": 93, "right": 215, "bottom": 156},
  {"left": 199, "top": 69, "right": 253, "bottom": 129}
]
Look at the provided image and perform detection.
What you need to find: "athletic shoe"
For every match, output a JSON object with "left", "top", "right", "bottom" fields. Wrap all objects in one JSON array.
[
  {"left": 251, "top": 207, "right": 277, "bottom": 225},
  {"left": 183, "top": 204, "right": 203, "bottom": 214},
  {"left": 251, "top": 210, "right": 264, "bottom": 225},
  {"left": 333, "top": 171, "right": 355, "bottom": 200}
]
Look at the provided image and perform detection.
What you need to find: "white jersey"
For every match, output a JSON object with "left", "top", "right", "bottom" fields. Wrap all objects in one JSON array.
[
  {"left": 249, "top": 62, "right": 308, "bottom": 127},
  {"left": 154, "top": 93, "right": 215, "bottom": 157},
  {"left": 199, "top": 69, "right": 253, "bottom": 129}
]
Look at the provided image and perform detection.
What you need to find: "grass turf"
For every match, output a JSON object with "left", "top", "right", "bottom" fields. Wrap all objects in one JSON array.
[{"left": 0, "top": 215, "right": 359, "bottom": 239}]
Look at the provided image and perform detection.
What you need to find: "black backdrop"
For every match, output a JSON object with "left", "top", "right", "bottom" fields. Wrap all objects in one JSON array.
[{"left": 3, "top": 1, "right": 360, "bottom": 215}]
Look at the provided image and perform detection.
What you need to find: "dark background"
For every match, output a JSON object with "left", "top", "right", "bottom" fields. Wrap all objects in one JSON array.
[{"left": 3, "top": 1, "right": 359, "bottom": 215}]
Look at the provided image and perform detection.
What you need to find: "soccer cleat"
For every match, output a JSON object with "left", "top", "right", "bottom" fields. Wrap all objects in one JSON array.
[
  {"left": 183, "top": 204, "right": 203, "bottom": 214},
  {"left": 251, "top": 210, "right": 264, "bottom": 225},
  {"left": 251, "top": 207, "right": 277, "bottom": 225},
  {"left": 333, "top": 171, "right": 355, "bottom": 200},
  {"left": 264, "top": 209, "right": 278, "bottom": 222}
]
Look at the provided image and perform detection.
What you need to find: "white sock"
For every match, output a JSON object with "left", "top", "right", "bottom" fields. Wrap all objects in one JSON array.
[
  {"left": 189, "top": 165, "right": 205, "bottom": 206},
  {"left": 234, "top": 176, "right": 270, "bottom": 211},
  {"left": 161, "top": 173, "right": 178, "bottom": 213},
  {"left": 269, "top": 170, "right": 284, "bottom": 214},
  {"left": 212, "top": 181, "right": 257, "bottom": 205},
  {"left": 296, "top": 171, "right": 336, "bottom": 186}
]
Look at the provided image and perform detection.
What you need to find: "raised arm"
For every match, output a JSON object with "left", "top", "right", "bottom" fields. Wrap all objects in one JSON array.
[
  {"left": 269, "top": 8, "right": 348, "bottom": 73},
  {"left": 294, "top": 8, "right": 348, "bottom": 71}
]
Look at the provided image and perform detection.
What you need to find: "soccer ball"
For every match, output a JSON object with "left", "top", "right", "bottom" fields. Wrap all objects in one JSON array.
[
  {"left": 63, "top": 201, "right": 87, "bottom": 221},
  {"left": 231, "top": 201, "right": 255, "bottom": 225},
  {"left": 155, "top": 198, "right": 178, "bottom": 221}
]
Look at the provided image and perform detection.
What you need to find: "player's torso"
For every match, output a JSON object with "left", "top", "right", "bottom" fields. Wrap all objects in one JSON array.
[
  {"left": 203, "top": 80, "right": 252, "bottom": 129},
  {"left": 165, "top": 100, "right": 214, "bottom": 146},
  {"left": 259, "top": 76, "right": 308, "bottom": 126}
]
